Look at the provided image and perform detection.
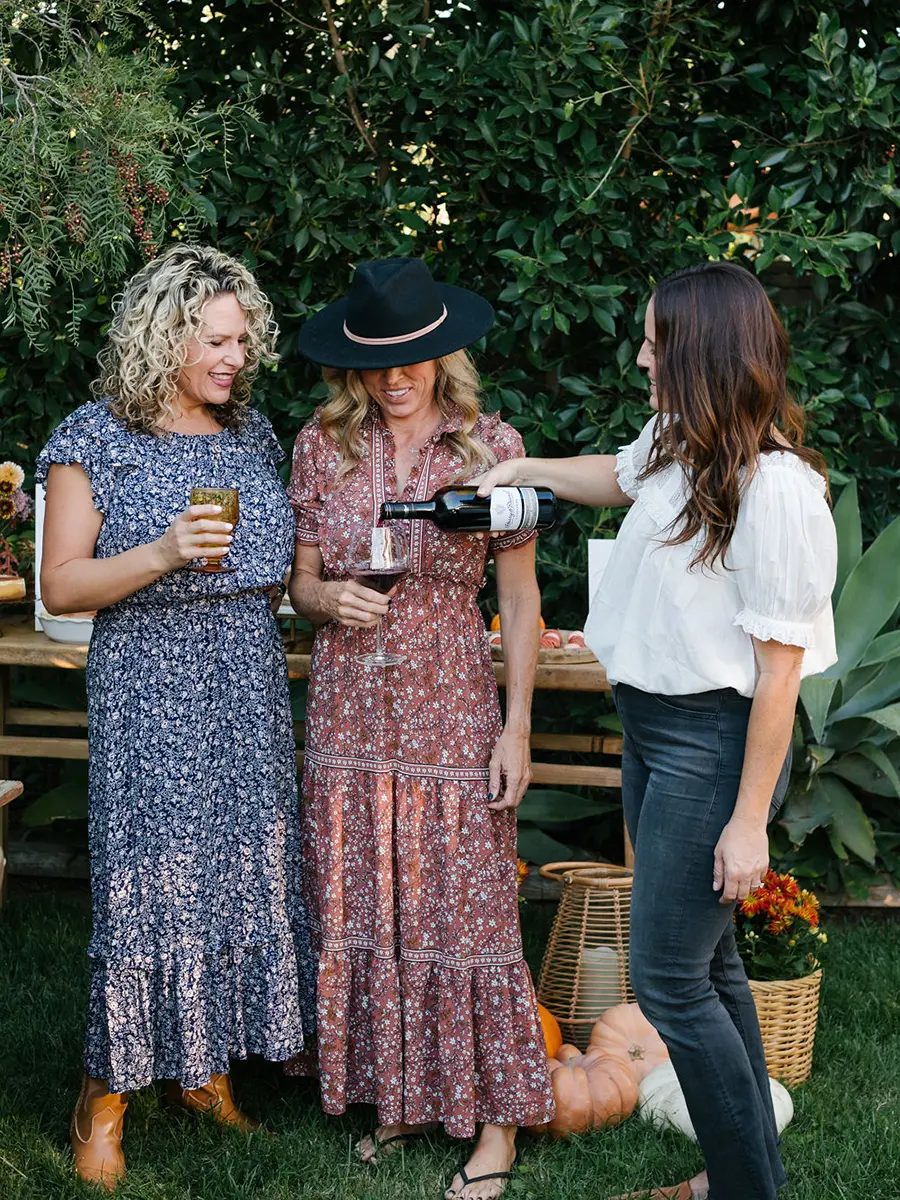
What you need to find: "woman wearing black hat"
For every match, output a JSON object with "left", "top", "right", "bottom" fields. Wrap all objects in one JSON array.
[{"left": 285, "top": 259, "right": 554, "bottom": 1198}]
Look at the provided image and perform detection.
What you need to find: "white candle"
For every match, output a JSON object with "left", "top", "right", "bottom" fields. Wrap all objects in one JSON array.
[{"left": 576, "top": 945, "right": 624, "bottom": 1016}]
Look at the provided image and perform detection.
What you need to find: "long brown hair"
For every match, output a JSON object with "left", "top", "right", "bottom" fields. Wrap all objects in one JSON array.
[{"left": 640, "top": 261, "right": 828, "bottom": 568}]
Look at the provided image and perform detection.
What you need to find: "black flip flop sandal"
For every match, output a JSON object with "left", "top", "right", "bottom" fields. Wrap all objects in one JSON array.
[
  {"left": 447, "top": 1149, "right": 520, "bottom": 1197},
  {"left": 359, "top": 1126, "right": 434, "bottom": 1165}
]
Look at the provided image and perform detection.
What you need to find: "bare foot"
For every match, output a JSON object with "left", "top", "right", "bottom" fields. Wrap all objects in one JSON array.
[
  {"left": 445, "top": 1124, "right": 517, "bottom": 1200},
  {"left": 356, "top": 1121, "right": 437, "bottom": 1164}
]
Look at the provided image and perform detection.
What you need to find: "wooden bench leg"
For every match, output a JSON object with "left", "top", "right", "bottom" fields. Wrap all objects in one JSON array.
[{"left": 0, "top": 665, "right": 11, "bottom": 908}]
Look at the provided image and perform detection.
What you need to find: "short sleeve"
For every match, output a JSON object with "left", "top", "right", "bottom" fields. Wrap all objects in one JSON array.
[
  {"left": 729, "top": 459, "right": 837, "bottom": 649},
  {"left": 480, "top": 417, "right": 536, "bottom": 553},
  {"left": 287, "top": 419, "right": 327, "bottom": 544},
  {"left": 241, "top": 408, "right": 286, "bottom": 470},
  {"left": 35, "top": 401, "right": 133, "bottom": 513},
  {"left": 614, "top": 415, "right": 659, "bottom": 501}
]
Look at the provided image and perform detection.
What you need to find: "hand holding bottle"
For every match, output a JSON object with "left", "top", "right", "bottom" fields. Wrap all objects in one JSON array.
[{"left": 471, "top": 459, "right": 530, "bottom": 496}]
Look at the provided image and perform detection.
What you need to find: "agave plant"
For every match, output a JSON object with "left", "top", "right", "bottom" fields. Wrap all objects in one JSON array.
[{"left": 777, "top": 481, "right": 900, "bottom": 893}]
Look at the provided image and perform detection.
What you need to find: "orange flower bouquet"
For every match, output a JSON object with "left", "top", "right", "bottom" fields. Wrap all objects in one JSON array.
[
  {"left": 516, "top": 857, "right": 528, "bottom": 904},
  {"left": 734, "top": 869, "right": 827, "bottom": 982}
]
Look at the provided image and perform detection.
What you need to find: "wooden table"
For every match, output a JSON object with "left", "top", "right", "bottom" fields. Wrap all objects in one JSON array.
[{"left": 0, "top": 616, "right": 627, "bottom": 897}]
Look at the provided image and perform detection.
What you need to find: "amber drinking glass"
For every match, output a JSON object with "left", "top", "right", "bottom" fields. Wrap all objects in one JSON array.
[{"left": 189, "top": 487, "right": 239, "bottom": 574}]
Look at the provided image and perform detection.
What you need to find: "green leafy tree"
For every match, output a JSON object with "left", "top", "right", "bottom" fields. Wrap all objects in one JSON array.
[{"left": 0, "top": 0, "right": 218, "bottom": 337}]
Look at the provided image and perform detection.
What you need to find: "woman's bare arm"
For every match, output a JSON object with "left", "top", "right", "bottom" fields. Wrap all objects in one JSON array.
[
  {"left": 288, "top": 541, "right": 393, "bottom": 628},
  {"left": 473, "top": 455, "right": 633, "bottom": 508},
  {"left": 486, "top": 539, "right": 540, "bottom": 811},
  {"left": 714, "top": 638, "right": 805, "bottom": 903},
  {"left": 41, "top": 462, "right": 233, "bottom": 614}
]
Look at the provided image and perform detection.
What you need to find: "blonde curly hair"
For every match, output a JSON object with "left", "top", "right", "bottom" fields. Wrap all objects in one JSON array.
[
  {"left": 320, "top": 350, "right": 496, "bottom": 480},
  {"left": 92, "top": 244, "right": 279, "bottom": 433}
]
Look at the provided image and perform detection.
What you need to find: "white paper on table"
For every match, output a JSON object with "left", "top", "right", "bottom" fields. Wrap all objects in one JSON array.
[
  {"left": 34, "top": 482, "right": 45, "bottom": 630},
  {"left": 587, "top": 538, "right": 616, "bottom": 610}
]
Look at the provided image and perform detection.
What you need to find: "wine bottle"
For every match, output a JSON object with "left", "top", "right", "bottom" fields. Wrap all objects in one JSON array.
[{"left": 380, "top": 486, "right": 556, "bottom": 533}]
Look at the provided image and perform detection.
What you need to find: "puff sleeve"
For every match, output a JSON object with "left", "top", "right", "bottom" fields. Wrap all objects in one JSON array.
[
  {"left": 729, "top": 460, "right": 837, "bottom": 649},
  {"left": 35, "top": 401, "right": 134, "bottom": 513},
  {"left": 287, "top": 419, "right": 327, "bottom": 544},
  {"left": 614, "top": 415, "right": 659, "bottom": 500}
]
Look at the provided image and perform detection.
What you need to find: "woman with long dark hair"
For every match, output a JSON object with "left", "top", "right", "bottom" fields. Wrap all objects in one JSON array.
[{"left": 474, "top": 262, "right": 837, "bottom": 1200}]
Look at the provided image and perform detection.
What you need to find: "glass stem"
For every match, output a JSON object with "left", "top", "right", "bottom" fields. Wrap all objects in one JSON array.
[{"left": 375, "top": 619, "right": 385, "bottom": 659}]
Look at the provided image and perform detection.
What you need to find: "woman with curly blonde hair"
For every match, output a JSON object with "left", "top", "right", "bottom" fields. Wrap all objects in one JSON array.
[
  {"left": 37, "top": 244, "right": 316, "bottom": 1189},
  {"left": 286, "top": 259, "right": 554, "bottom": 1200}
]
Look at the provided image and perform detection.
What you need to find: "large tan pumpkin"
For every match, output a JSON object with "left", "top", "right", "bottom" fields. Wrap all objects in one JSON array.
[
  {"left": 530, "top": 1045, "right": 639, "bottom": 1138},
  {"left": 587, "top": 1003, "right": 669, "bottom": 1083}
]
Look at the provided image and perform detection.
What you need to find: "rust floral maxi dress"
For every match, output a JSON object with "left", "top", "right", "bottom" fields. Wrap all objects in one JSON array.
[{"left": 286, "top": 406, "right": 554, "bottom": 1137}]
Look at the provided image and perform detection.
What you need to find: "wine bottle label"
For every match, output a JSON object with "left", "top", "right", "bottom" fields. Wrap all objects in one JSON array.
[{"left": 489, "top": 487, "right": 540, "bottom": 531}]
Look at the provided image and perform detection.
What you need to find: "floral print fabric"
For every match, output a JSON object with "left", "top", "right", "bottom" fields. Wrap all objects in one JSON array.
[
  {"left": 36, "top": 401, "right": 316, "bottom": 1092},
  {"left": 285, "top": 405, "right": 554, "bottom": 1137}
]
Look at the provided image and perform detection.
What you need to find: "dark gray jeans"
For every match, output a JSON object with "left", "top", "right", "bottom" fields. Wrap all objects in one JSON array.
[{"left": 614, "top": 683, "right": 791, "bottom": 1200}]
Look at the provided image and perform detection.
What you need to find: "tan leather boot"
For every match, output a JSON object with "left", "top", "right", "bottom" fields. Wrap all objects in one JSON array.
[
  {"left": 164, "top": 1073, "right": 259, "bottom": 1131},
  {"left": 70, "top": 1076, "right": 128, "bottom": 1190}
]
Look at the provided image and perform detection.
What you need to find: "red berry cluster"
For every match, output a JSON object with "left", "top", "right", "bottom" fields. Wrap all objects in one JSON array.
[
  {"left": 144, "top": 182, "right": 171, "bottom": 205},
  {"left": 78, "top": 149, "right": 91, "bottom": 174},
  {"left": 0, "top": 243, "right": 23, "bottom": 290},
  {"left": 111, "top": 149, "right": 165, "bottom": 259},
  {"left": 65, "top": 203, "right": 86, "bottom": 244}
]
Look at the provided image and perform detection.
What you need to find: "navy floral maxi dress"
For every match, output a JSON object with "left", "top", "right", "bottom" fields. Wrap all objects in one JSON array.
[{"left": 37, "top": 400, "right": 316, "bottom": 1094}]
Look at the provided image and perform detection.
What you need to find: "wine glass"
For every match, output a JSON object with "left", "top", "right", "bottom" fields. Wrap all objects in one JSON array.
[
  {"left": 348, "top": 523, "right": 409, "bottom": 667},
  {"left": 189, "top": 487, "right": 239, "bottom": 574}
]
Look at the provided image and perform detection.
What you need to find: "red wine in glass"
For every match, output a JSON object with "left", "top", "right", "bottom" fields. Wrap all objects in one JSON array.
[
  {"left": 350, "top": 567, "right": 408, "bottom": 595},
  {"left": 348, "top": 524, "right": 410, "bottom": 667}
]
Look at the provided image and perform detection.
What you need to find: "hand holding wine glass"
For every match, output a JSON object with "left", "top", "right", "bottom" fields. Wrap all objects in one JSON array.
[
  {"left": 348, "top": 523, "right": 410, "bottom": 667},
  {"left": 325, "top": 579, "right": 393, "bottom": 628},
  {"left": 152, "top": 504, "right": 234, "bottom": 572},
  {"left": 189, "top": 487, "right": 239, "bottom": 573}
]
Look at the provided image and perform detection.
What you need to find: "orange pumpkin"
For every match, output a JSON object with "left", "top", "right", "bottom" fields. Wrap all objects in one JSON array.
[
  {"left": 537, "top": 1003, "right": 563, "bottom": 1058},
  {"left": 587, "top": 1003, "right": 669, "bottom": 1083},
  {"left": 530, "top": 1045, "right": 639, "bottom": 1138},
  {"left": 490, "top": 613, "right": 545, "bottom": 632}
]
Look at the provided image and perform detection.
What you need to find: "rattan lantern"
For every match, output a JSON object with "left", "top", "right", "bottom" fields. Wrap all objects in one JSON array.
[{"left": 536, "top": 862, "right": 635, "bottom": 1049}]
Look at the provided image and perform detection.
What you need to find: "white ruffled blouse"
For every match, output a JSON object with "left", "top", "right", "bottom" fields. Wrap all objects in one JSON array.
[{"left": 584, "top": 417, "right": 838, "bottom": 698}]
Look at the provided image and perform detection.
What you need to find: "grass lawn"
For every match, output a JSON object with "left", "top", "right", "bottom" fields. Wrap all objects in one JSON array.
[{"left": 1, "top": 882, "right": 898, "bottom": 1200}]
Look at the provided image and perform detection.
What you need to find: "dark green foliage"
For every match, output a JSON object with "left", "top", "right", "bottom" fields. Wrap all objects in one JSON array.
[
  {"left": 2, "top": 0, "right": 899, "bottom": 879},
  {"left": 0, "top": 1, "right": 222, "bottom": 338}
]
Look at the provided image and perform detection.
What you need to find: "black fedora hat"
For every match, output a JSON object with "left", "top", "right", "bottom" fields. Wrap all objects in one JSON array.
[{"left": 296, "top": 258, "right": 494, "bottom": 370}]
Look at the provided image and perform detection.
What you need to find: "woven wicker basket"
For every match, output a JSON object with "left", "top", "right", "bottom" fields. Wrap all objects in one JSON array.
[
  {"left": 536, "top": 862, "right": 634, "bottom": 1049},
  {"left": 749, "top": 968, "right": 822, "bottom": 1086}
]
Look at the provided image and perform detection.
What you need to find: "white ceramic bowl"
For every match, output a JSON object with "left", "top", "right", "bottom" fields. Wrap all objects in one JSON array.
[{"left": 39, "top": 611, "right": 94, "bottom": 644}]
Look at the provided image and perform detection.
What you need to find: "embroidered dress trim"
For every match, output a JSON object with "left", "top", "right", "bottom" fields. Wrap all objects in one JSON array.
[
  {"left": 311, "top": 927, "right": 525, "bottom": 970},
  {"left": 305, "top": 747, "right": 489, "bottom": 780},
  {"left": 493, "top": 526, "right": 540, "bottom": 553},
  {"left": 295, "top": 521, "right": 320, "bottom": 544}
]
